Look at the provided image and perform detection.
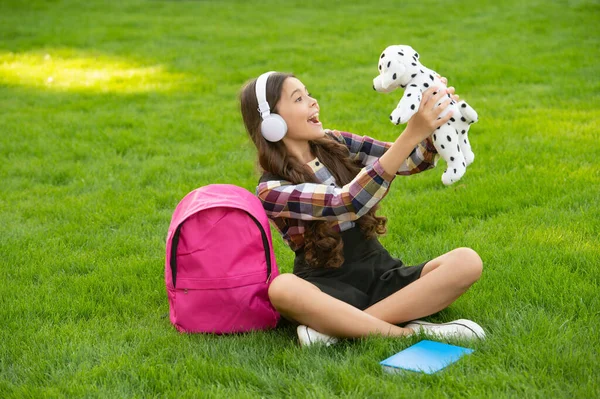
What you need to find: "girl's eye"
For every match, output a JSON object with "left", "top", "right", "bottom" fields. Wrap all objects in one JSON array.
[
  {"left": 295, "top": 96, "right": 302, "bottom": 102},
  {"left": 307, "top": 92, "right": 312, "bottom": 97}
]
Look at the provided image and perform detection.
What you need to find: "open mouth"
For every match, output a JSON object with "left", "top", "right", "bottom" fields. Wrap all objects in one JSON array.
[{"left": 308, "top": 112, "right": 321, "bottom": 126}]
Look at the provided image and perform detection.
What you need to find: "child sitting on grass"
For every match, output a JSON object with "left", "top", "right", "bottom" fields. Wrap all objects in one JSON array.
[{"left": 239, "top": 72, "right": 485, "bottom": 346}]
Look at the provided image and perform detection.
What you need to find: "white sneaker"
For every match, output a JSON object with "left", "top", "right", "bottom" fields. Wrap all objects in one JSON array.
[
  {"left": 296, "top": 325, "right": 339, "bottom": 347},
  {"left": 404, "top": 319, "right": 486, "bottom": 340}
]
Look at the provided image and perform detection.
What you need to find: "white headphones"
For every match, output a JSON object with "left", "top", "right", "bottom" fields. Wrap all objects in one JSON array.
[{"left": 255, "top": 71, "right": 287, "bottom": 142}]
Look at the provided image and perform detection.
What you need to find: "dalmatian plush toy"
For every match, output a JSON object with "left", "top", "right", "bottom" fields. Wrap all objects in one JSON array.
[{"left": 373, "top": 45, "right": 478, "bottom": 185}]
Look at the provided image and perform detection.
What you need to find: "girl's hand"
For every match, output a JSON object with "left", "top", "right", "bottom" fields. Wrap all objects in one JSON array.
[
  {"left": 402, "top": 86, "right": 453, "bottom": 144},
  {"left": 438, "top": 75, "right": 460, "bottom": 102},
  {"left": 446, "top": 85, "right": 460, "bottom": 102}
]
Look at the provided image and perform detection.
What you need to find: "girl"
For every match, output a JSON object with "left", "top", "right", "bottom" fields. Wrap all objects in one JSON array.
[{"left": 240, "top": 72, "right": 485, "bottom": 346}]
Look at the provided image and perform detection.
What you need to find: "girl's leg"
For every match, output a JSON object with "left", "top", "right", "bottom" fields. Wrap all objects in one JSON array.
[
  {"left": 363, "top": 247, "right": 483, "bottom": 325},
  {"left": 268, "top": 273, "right": 412, "bottom": 339}
]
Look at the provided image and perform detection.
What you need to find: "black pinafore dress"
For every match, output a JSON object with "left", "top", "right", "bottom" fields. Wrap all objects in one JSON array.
[{"left": 293, "top": 226, "right": 427, "bottom": 310}]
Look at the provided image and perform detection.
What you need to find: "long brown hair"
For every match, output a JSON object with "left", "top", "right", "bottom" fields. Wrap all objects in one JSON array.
[{"left": 239, "top": 72, "right": 387, "bottom": 268}]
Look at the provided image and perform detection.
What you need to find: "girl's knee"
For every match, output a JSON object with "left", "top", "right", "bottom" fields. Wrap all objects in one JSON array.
[
  {"left": 268, "top": 273, "right": 318, "bottom": 311},
  {"left": 451, "top": 247, "right": 483, "bottom": 285},
  {"left": 268, "top": 273, "right": 295, "bottom": 306}
]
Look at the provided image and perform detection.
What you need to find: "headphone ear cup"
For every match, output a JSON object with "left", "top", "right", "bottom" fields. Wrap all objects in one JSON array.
[{"left": 260, "top": 114, "right": 287, "bottom": 142}]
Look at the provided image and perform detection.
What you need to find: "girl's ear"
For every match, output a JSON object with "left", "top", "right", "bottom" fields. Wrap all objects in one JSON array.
[{"left": 381, "top": 60, "right": 406, "bottom": 90}]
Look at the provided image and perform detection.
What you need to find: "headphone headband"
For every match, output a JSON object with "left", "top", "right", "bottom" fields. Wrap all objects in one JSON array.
[{"left": 255, "top": 71, "right": 275, "bottom": 118}]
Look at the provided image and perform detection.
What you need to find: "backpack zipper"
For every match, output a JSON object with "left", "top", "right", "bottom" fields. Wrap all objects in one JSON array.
[{"left": 246, "top": 213, "right": 273, "bottom": 283}]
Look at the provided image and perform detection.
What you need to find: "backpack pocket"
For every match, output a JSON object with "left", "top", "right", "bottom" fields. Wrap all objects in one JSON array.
[{"left": 171, "top": 271, "right": 278, "bottom": 334}]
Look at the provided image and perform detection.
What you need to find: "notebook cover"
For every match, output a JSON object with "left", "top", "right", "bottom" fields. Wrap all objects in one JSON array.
[{"left": 380, "top": 340, "right": 474, "bottom": 374}]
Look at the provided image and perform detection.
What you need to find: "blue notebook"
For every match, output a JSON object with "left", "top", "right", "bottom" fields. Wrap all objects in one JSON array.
[{"left": 380, "top": 340, "right": 474, "bottom": 374}]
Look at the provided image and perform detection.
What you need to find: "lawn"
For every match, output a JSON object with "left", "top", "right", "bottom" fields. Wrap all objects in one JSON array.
[{"left": 1, "top": 0, "right": 599, "bottom": 397}]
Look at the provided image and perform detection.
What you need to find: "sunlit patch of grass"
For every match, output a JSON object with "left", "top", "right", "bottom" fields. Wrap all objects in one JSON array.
[{"left": 0, "top": 49, "right": 185, "bottom": 93}]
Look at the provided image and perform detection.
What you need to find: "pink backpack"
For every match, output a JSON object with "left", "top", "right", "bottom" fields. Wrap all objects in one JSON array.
[{"left": 165, "top": 184, "right": 280, "bottom": 334}]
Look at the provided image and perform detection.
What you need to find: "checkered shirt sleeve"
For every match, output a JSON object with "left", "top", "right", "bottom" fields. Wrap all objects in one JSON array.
[
  {"left": 325, "top": 129, "right": 439, "bottom": 175},
  {"left": 256, "top": 159, "right": 395, "bottom": 222}
]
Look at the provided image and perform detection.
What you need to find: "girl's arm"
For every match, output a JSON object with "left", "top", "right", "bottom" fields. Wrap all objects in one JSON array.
[
  {"left": 256, "top": 159, "right": 394, "bottom": 221},
  {"left": 326, "top": 130, "right": 439, "bottom": 176}
]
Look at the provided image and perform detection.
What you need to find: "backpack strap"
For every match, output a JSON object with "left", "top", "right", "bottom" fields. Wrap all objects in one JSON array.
[{"left": 170, "top": 224, "right": 183, "bottom": 288}]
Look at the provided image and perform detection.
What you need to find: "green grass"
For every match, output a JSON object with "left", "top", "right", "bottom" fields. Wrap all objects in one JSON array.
[{"left": 1, "top": 0, "right": 599, "bottom": 397}]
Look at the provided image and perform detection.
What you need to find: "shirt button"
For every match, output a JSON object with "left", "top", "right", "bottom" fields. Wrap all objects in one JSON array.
[{"left": 315, "top": 161, "right": 320, "bottom": 166}]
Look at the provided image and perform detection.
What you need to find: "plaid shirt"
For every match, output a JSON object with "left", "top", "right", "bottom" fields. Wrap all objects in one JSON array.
[{"left": 256, "top": 129, "right": 439, "bottom": 251}]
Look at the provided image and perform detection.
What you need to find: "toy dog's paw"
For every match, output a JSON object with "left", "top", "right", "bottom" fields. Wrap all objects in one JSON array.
[
  {"left": 390, "top": 108, "right": 414, "bottom": 125},
  {"left": 441, "top": 173, "right": 455, "bottom": 186},
  {"left": 458, "top": 101, "right": 478, "bottom": 123},
  {"left": 464, "top": 151, "right": 475, "bottom": 166},
  {"left": 441, "top": 161, "right": 467, "bottom": 186},
  {"left": 441, "top": 168, "right": 465, "bottom": 185}
]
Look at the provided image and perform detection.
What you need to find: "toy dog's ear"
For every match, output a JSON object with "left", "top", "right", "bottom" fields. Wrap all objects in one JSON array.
[{"left": 381, "top": 60, "right": 406, "bottom": 90}]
